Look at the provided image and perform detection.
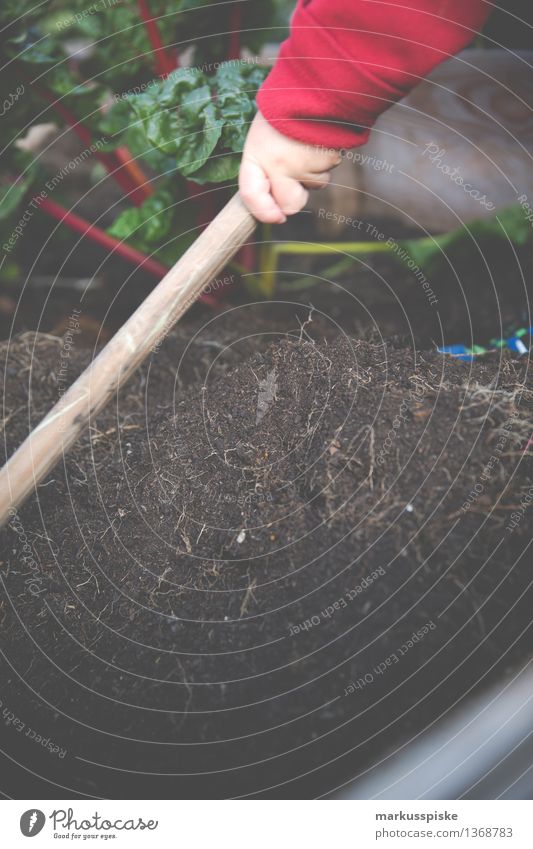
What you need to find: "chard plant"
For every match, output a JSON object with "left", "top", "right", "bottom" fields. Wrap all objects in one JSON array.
[{"left": 0, "top": 0, "right": 282, "bottom": 283}]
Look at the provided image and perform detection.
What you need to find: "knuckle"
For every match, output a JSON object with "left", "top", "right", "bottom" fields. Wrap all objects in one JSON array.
[{"left": 239, "top": 185, "right": 255, "bottom": 203}]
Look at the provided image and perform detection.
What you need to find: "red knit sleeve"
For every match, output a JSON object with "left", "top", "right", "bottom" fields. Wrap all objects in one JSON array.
[{"left": 256, "top": 0, "right": 491, "bottom": 149}]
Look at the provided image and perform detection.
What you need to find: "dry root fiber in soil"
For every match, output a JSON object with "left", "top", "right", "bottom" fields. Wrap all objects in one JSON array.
[{"left": 0, "top": 321, "right": 532, "bottom": 798}]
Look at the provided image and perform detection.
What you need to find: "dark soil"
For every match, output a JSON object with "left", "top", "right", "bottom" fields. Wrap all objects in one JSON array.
[{"left": 1, "top": 305, "right": 532, "bottom": 799}]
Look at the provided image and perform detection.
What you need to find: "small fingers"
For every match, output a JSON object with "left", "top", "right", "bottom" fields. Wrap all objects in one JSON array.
[
  {"left": 270, "top": 175, "right": 309, "bottom": 216},
  {"left": 239, "top": 158, "right": 287, "bottom": 224}
]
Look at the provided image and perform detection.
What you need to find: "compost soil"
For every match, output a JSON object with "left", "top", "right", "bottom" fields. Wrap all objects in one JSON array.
[{"left": 0, "top": 305, "right": 532, "bottom": 799}]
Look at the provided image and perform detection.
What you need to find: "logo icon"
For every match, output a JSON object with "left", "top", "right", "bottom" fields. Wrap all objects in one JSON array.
[{"left": 20, "top": 810, "right": 46, "bottom": 837}]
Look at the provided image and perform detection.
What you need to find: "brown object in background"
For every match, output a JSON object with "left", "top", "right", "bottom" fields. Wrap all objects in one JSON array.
[{"left": 312, "top": 49, "right": 533, "bottom": 235}]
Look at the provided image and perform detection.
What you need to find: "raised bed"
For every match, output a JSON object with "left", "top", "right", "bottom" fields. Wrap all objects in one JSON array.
[{"left": 1, "top": 302, "right": 531, "bottom": 798}]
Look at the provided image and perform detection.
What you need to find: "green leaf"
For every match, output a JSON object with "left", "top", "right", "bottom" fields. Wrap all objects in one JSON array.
[
  {"left": 191, "top": 152, "right": 240, "bottom": 184},
  {"left": 98, "top": 98, "right": 133, "bottom": 144},
  {"left": 108, "top": 187, "right": 174, "bottom": 245},
  {"left": 107, "top": 181, "right": 195, "bottom": 265},
  {"left": 128, "top": 75, "right": 223, "bottom": 176},
  {"left": 0, "top": 152, "right": 36, "bottom": 220},
  {"left": 145, "top": 110, "right": 182, "bottom": 156},
  {"left": 159, "top": 68, "right": 206, "bottom": 107},
  {"left": 214, "top": 62, "right": 267, "bottom": 152},
  {"left": 0, "top": 176, "right": 31, "bottom": 220}
]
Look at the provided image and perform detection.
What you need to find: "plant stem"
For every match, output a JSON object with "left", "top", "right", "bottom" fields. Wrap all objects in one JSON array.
[
  {"left": 40, "top": 197, "right": 167, "bottom": 275},
  {"left": 137, "top": 0, "right": 177, "bottom": 77},
  {"left": 23, "top": 57, "right": 154, "bottom": 203},
  {"left": 37, "top": 196, "right": 217, "bottom": 307},
  {"left": 227, "top": 3, "right": 242, "bottom": 60},
  {"left": 271, "top": 240, "right": 394, "bottom": 256},
  {"left": 32, "top": 80, "right": 148, "bottom": 206},
  {"left": 114, "top": 146, "right": 153, "bottom": 201}
]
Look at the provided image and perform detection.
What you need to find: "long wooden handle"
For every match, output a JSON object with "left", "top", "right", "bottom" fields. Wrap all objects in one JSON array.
[{"left": 0, "top": 193, "right": 256, "bottom": 527}]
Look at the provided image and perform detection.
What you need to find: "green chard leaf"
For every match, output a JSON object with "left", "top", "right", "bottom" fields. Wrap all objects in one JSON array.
[
  {"left": 107, "top": 181, "right": 195, "bottom": 264},
  {"left": 102, "top": 60, "right": 267, "bottom": 182},
  {"left": 190, "top": 152, "right": 240, "bottom": 185},
  {"left": 214, "top": 61, "right": 266, "bottom": 152}
]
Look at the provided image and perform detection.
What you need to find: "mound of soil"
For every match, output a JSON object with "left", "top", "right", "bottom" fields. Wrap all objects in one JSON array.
[{"left": 1, "top": 311, "right": 532, "bottom": 799}]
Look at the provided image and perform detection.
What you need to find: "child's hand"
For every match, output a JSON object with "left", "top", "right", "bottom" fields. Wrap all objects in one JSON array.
[{"left": 239, "top": 111, "right": 342, "bottom": 224}]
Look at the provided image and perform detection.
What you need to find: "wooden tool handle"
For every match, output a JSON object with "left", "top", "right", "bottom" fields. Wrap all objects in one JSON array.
[{"left": 0, "top": 193, "right": 256, "bottom": 527}]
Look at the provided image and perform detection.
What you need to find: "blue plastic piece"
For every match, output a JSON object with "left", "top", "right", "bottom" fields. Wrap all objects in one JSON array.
[
  {"left": 507, "top": 337, "right": 528, "bottom": 355},
  {"left": 439, "top": 327, "right": 531, "bottom": 361},
  {"left": 438, "top": 345, "right": 474, "bottom": 361}
]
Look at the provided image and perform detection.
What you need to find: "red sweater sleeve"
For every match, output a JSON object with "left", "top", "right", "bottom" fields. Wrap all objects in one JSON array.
[{"left": 257, "top": 0, "right": 491, "bottom": 148}]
